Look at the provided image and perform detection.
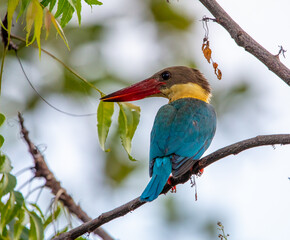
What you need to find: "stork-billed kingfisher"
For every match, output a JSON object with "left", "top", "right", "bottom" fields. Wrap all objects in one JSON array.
[{"left": 101, "top": 66, "right": 216, "bottom": 202}]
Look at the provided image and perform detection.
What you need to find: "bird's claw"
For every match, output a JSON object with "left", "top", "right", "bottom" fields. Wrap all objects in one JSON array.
[
  {"left": 167, "top": 176, "right": 177, "bottom": 193},
  {"left": 197, "top": 168, "right": 204, "bottom": 177},
  {"left": 170, "top": 186, "right": 176, "bottom": 193}
]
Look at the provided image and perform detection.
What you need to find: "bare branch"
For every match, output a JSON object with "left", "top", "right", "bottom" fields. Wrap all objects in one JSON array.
[
  {"left": 18, "top": 113, "right": 114, "bottom": 240},
  {"left": 199, "top": 0, "right": 290, "bottom": 85},
  {"left": 162, "top": 134, "right": 290, "bottom": 192},
  {"left": 53, "top": 134, "right": 290, "bottom": 240}
]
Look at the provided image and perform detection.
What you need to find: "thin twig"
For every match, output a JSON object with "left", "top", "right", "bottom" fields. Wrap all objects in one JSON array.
[
  {"left": 25, "top": 184, "right": 45, "bottom": 199},
  {"left": 14, "top": 51, "right": 96, "bottom": 117},
  {"left": 10, "top": 34, "right": 103, "bottom": 95},
  {"left": 18, "top": 113, "right": 114, "bottom": 240},
  {"left": 276, "top": 46, "right": 287, "bottom": 58},
  {"left": 16, "top": 176, "right": 35, "bottom": 191},
  {"left": 14, "top": 166, "right": 34, "bottom": 177},
  {"left": 54, "top": 134, "right": 290, "bottom": 240},
  {"left": 35, "top": 184, "right": 45, "bottom": 204}
]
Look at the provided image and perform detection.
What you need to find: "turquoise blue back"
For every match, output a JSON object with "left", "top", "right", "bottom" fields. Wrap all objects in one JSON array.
[{"left": 140, "top": 98, "right": 216, "bottom": 202}]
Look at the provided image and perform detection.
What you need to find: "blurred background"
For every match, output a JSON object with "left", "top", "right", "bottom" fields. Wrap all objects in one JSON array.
[{"left": 1, "top": 0, "right": 290, "bottom": 239}]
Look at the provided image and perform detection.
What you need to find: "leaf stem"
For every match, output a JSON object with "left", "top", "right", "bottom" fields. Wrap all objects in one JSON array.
[{"left": 0, "top": 45, "right": 8, "bottom": 95}]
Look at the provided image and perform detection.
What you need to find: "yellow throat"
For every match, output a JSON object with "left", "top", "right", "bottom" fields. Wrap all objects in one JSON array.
[{"left": 161, "top": 83, "right": 211, "bottom": 103}]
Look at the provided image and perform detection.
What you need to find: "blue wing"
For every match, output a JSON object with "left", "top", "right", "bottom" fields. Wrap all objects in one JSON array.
[{"left": 149, "top": 98, "right": 216, "bottom": 177}]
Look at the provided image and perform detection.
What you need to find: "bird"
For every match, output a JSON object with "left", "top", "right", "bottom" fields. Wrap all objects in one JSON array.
[{"left": 101, "top": 66, "right": 216, "bottom": 202}]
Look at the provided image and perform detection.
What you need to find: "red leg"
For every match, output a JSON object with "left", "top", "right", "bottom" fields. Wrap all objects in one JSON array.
[
  {"left": 167, "top": 176, "right": 177, "bottom": 193},
  {"left": 197, "top": 168, "right": 204, "bottom": 177}
]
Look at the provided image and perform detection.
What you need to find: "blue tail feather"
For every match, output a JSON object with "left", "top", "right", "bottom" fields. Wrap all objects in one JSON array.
[{"left": 140, "top": 157, "right": 172, "bottom": 202}]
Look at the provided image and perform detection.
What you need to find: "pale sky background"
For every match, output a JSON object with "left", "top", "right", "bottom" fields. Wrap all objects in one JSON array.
[{"left": 1, "top": 0, "right": 290, "bottom": 239}]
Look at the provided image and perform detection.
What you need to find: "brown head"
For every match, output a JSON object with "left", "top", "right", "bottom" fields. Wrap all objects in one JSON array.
[{"left": 101, "top": 66, "right": 211, "bottom": 103}]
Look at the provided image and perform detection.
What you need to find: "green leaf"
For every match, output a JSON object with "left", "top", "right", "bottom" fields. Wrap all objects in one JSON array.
[
  {"left": 49, "top": 10, "right": 70, "bottom": 49},
  {"left": 57, "top": 225, "right": 69, "bottom": 235},
  {"left": 71, "top": 0, "right": 82, "bottom": 25},
  {"left": 14, "top": 208, "right": 26, "bottom": 240},
  {"left": 0, "top": 113, "right": 6, "bottom": 127},
  {"left": 25, "top": 0, "right": 43, "bottom": 56},
  {"left": 97, "top": 101, "right": 114, "bottom": 151},
  {"left": 5, "top": 191, "right": 24, "bottom": 226},
  {"left": 20, "top": 226, "right": 30, "bottom": 240},
  {"left": 43, "top": 203, "right": 61, "bottom": 229},
  {"left": 0, "top": 155, "right": 12, "bottom": 173},
  {"left": 7, "top": 0, "right": 20, "bottom": 44},
  {"left": 28, "top": 211, "right": 44, "bottom": 240},
  {"left": 25, "top": 0, "right": 35, "bottom": 42},
  {"left": 84, "top": 0, "right": 103, "bottom": 7},
  {"left": 33, "top": 0, "right": 43, "bottom": 56},
  {"left": 118, "top": 105, "right": 129, "bottom": 153},
  {"left": 60, "top": 3, "right": 74, "bottom": 27},
  {"left": 0, "top": 195, "right": 10, "bottom": 234},
  {"left": 17, "top": 0, "right": 31, "bottom": 21},
  {"left": 49, "top": 0, "right": 57, "bottom": 11},
  {"left": 9, "top": 191, "right": 24, "bottom": 221},
  {"left": 0, "top": 173, "right": 17, "bottom": 197},
  {"left": 54, "top": 0, "right": 66, "bottom": 18},
  {"left": 29, "top": 203, "right": 45, "bottom": 222},
  {"left": 41, "top": 0, "right": 58, "bottom": 11},
  {"left": 0, "top": 135, "right": 4, "bottom": 148},
  {"left": 55, "top": 0, "right": 74, "bottom": 27},
  {"left": 40, "top": 0, "right": 51, "bottom": 7},
  {"left": 118, "top": 103, "right": 140, "bottom": 160}
]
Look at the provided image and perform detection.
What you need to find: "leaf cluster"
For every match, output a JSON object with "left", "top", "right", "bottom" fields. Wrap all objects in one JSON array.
[
  {"left": 0, "top": 113, "right": 43, "bottom": 239},
  {"left": 97, "top": 100, "right": 141, "bottom": 161},
  {"left": 2, "top": 0, "right": 103, "bottom": 55},
  {"left": 0, "top": 113, "right": 75, "bottom": 239}
]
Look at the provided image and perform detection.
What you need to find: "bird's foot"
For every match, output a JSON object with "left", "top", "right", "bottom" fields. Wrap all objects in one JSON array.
[
  {"left": 170, "top": 186, "right": 176, "bottom": 193},
  {"left": 197, "top": 168, "right": 204, "bottom": 177},
  {"left": 167, "top": 176, "right": 177, "bottom": 193}
]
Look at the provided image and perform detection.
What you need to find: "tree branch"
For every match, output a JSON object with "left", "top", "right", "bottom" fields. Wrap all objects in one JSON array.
[
  {"left": 18, "top": 113, "right": 114, "bottom": 240},
  {"left": 53, "top": 133, "right": 290, "bottom": 240},
  {"left": 199, "top": 0, "right": 290, "bottom": 85}
]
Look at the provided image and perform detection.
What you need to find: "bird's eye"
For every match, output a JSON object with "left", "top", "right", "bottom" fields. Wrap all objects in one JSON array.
[{"left": 161, "top": 71, "right": 171, "bottom": 81}]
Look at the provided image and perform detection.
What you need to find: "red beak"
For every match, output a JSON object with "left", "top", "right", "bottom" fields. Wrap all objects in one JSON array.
[{"left": 100, "top": 78, "right": 165, "bottom": 102}]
